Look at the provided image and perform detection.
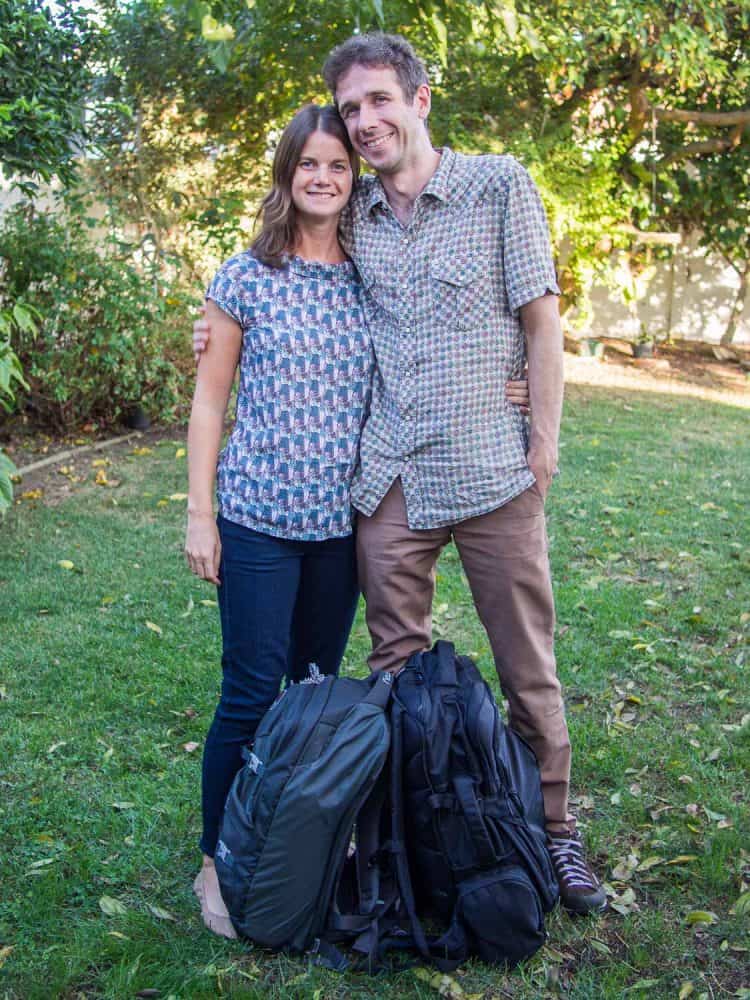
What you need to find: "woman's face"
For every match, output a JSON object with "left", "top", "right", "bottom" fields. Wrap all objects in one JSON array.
[{"left": 290, "top": 129, "right": 353, "bottom": 224}]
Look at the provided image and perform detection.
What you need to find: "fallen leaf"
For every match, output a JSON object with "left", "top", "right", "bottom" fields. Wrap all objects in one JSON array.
[
  {"left": 678, "top": 984, "right": 695, "bottom": 999},
  {"left": 0, "top": 945, "right": 14, "bottom": 969},
  {"left": 21, "top": 489, "right": 43, "bottom": 500},
  {"left": 169, "top": 493, "right": 188, "bottom": 501},
  {"left": 145, "top": 621, "right": 162, "bottom": 635},
  {"left": 47, "top": 741, "right": 67, "bottom": 755},
  {"left": 731, "top": 891, "right": 750, "bottom": 916},
  {"left": 667, "top": 855, "right": 699, "bottom": 865},
  {"left": 413, "top": 966, "right": 465, "bottom": 998},
  {"left": 180, "top": 595, "right": 194, "bottom": 618},
  {"left": 112, "top": 801, "right": 135, "bottom": 811},
  {"left": 175, "top": 447, "right": 186, "bottom": 459},
  {"left": 638, "top": 856, "right": 665, "bottom": 871},
  {"left": 27, "top": 857, "right": 56, "bottom": 869},
  {"left": 686, "top": 910, "right": 718, "bottom": 925},
  {"left": 199, "top": 599, "right": 217, "bottom": 607},
  {"left": 131, "top": 446, "right": 153, "bottom": 456},
  {"left": 147, "top": 904, "right": 175, "bottom": 921},
  {"left": 58, "top": 559, "right": 75, "bottom": 570},
  {"left": 612, "top": 855, "right": 639, "bottom": 880},
  {"left": 99, "top": 895, "right": 128, "bottom": 916},
  {"left": 182, "top": 741, "right": 200, "bottom": 753},
  {"left": 704, "top": 807, "right": 726, "bottom": 822}
]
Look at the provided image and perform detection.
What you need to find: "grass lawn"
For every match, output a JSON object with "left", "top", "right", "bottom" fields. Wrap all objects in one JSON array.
[{"left": 1, "top": 383, "right": 748, "bottom": 999}]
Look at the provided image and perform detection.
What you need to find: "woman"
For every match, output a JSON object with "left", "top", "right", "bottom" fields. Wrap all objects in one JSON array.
[
  {"left": 186, "top": 104, "right": 368, "bottom": 938},
  {"left": 186, "top": 104, "right": 530, "bottom": 938}
]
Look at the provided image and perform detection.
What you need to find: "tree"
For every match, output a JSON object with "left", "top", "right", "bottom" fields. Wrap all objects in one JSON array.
[
  {"left": 0, "top": 0, "right": 91, "bottom": 191},
  {"left": 158, "top": 0, "right": 749, "bottom": 325},
  {"left": 0, "top": 0, "right": 92, "bottom": 511}
]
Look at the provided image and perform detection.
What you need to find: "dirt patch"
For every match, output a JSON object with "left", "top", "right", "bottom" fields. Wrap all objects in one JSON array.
[
  {"left": 565, "top": 339, "right": 749, "bottom": 407},
  {"left": 4, "top": 423, "right": 186, "bottom": 507}
]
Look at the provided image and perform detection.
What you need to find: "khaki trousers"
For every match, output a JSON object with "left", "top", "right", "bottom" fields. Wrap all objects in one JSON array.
[{"left": 356, "top": 478, "right": 573, "bottom": 833}]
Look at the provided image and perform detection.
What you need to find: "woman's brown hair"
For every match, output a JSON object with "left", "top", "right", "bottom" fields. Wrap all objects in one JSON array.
[{"left": 252, "top": 104, "right": 359, "bottom": 268}]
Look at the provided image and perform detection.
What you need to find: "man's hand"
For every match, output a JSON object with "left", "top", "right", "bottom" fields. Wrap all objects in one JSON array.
[
  {"left": 526, "top": 440, "right": 557, "bottom": 500},
  {"left": 505, "top": 376, "right": 530, "bottom": 415},
  {"left": 193, "top": 305, "right": 211, "bottom": 362}
]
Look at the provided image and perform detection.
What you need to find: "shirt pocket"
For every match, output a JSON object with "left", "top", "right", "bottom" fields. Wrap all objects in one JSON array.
[{"left": 431, "top": 251, "right": 493, "bottom": 331}]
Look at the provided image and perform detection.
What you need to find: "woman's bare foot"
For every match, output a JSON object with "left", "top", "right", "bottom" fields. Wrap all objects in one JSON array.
[{"left": 193, "top": 855, "right": 237, "bottom": 939}]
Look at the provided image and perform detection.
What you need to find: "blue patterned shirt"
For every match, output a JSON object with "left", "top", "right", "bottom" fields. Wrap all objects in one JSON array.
[
  {"left": 206, "top": 252, "right": 372, "bottom": 540},
  {"left": 341, "top": 148, "right": 561, "bottom": 529}
]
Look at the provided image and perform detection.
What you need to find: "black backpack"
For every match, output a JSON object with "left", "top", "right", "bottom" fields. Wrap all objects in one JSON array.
[
  {"left": 390, "top": 641, "right": 559, "bottom": 968},
  {"left": 213, "top": 667, "right": 395, "bottom": 960},
  {"left": 214, "top": 644, "right": 558, "bottom": 972}
]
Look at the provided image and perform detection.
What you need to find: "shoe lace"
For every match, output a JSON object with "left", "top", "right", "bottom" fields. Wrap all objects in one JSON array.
[{"left": 547, "top": 835, "right": 599, "bottom": 891}]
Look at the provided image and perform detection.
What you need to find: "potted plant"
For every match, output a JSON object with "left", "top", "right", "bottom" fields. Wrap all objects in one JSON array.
[{"left": 633, "top": 323, "right": 654, "bottom": 358}]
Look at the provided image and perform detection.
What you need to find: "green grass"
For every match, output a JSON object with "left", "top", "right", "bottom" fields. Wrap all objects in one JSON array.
[{"left": 1, "top": 384, "right": 748, "bottom": 999}]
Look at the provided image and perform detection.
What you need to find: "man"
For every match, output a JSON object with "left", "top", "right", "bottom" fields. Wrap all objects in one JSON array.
[{"left": 195, "top": 33, "right": 606, "bottom": 915}]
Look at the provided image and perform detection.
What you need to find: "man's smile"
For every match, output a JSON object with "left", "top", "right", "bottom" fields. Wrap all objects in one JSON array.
[{"left": 362, "top": 131, "right": 395, "bottom": 149}]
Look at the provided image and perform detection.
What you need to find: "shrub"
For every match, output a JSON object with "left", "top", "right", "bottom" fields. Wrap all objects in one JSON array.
[
  {"left": 0, "top": 204, "right": 193, "bottom": 430},
  {"left": 0, "top": 302, "right": 34, "bottom": 514}
]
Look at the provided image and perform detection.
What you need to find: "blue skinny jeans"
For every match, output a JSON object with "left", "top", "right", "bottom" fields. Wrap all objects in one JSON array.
[{"left": 199, "top": 514, "right": 359, "bottom": 856}]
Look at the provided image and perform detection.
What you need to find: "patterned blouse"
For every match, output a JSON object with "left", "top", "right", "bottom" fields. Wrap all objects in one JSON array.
[{"left": 206, "top": 252, "right": 373, "bottom": 541}]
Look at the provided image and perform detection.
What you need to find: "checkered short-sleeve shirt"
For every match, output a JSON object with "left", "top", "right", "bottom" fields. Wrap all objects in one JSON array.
[
  {"left": 342, "top": 148, "right": 560, "bottom": 529},
  {"left": 206, "top": 252, "right": 372, "bottom": 540}
]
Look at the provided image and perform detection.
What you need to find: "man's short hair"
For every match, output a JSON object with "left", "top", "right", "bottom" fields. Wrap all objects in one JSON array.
[{"left": 323, "top": 32, "right": 429, "bottom": 103}]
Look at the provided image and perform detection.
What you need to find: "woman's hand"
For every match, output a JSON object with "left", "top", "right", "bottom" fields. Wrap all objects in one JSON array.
[
  {"left": 193, "top": 305, "right": 211, "bottom": 362},
  {"left": 185, "top": 512, "right": 222, "bottom": 585},
  {"left": 505, "top": 376, "right": 530, "bottom": 415}
]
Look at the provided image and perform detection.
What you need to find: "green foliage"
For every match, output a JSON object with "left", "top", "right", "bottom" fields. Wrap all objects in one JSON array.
[
  {"left": 0, "top": 0, "right": 91, "bottom": 191},
  {"left": 0, "top": 204, "right": 193, "bottom": 430},
  {"left": 79, "top": 0, "right": 744, "bottom": 333},
  {"left": 0, "top": 303, "right": 32, "bottom": 412},
  {"left": 0, "top": 301, "right": 34, "bottom": 514},
  {"left": 0, "top": 447, "right": 15, "bottom": 513}
]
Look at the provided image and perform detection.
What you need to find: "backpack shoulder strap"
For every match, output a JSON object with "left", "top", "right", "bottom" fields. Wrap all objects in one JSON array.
[{"left": 388, "top": 696, "right": 468, "bottom": 972}]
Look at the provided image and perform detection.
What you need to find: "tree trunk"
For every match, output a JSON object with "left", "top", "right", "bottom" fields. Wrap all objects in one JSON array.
[{"left": 721, "top": 262, "right": 749, "bottom": 346}]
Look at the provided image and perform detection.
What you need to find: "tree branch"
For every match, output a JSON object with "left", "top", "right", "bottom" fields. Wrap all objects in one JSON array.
[
  {"left": 653, "top": 107, "right": 750, "bottom": 126},
  {"left": 662, "top": 124, "right": 744, "bottom": 164}
]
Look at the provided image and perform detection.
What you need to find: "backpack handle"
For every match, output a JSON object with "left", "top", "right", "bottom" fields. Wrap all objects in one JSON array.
[
  {"left": 364, "top": 670, "right": 394, "bottom": 709},
  {"left": 433, "top": 640, "right": 459, "bottom": 687}
]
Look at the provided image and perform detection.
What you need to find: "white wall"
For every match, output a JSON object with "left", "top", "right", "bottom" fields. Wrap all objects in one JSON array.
[{"left": 583, "top": 233, "right": 749, "bottom": 344}]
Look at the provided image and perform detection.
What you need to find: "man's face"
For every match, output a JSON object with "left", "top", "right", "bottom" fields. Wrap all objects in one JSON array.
[{"left": 335, "top": 64, "right": 430, "bottom": 174}]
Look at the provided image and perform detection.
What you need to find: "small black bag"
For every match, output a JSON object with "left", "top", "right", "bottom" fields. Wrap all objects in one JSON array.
[
  {"left": 214, "top": 668, "right": 394, "bottom": 960},
  {"left": 391, "top": 640, "right": 559, "bottom": 969}
]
